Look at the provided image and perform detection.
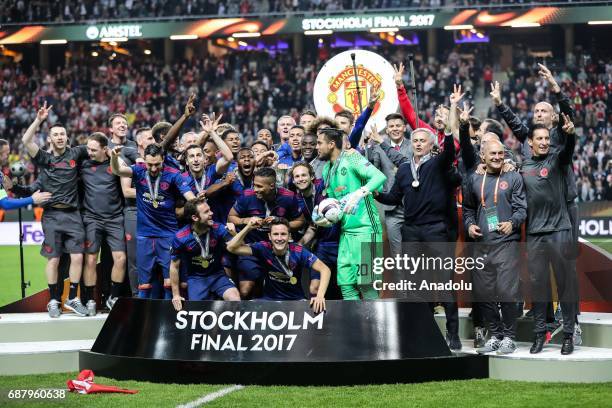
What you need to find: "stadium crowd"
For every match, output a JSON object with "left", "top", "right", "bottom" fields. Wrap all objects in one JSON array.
[
  {"left": 1, "top": 0, "right": 600, "bottom": 24},
  {"left": 486, "top": 51, "right": 612, "bottom": 201},
  {"left": 0, "top": 44, "right": 609, "bottom": 200},
  {"left": 0, "top": 49, "right": 593, "bottom": 357}
]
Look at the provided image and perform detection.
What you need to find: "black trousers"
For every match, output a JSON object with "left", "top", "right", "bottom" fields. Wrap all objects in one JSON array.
[
  {"left": 124, "top": 207, "right": 138, "bottom": 297},
  {"left": 473, "top": 242, "right": 520, "bottom": 339},
  {"left": 401, "top": 221, "right": 459, "bottom": 336},
  {"left": 527, "top": 229, "right": 578, "bottom": 335}
]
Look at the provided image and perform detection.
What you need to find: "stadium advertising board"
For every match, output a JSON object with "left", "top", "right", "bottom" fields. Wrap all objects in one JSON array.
[
  {"left": 313, "top": 50, "right": 397, "bottom": 131},
  {"left": 0, "top": 222, "right": 43, "bottom": 246},
  {"left": 1, "top": 6, "right": 611, "bottom": 44},
  {"left": 0, "top": 205, "right": 610, "bottom": 246}
]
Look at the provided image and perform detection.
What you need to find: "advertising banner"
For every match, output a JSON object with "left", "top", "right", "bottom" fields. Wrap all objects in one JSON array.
[
  {"left": 0, "top": 222, "right": 43, "bottom": 246},
  {"left": 1, "top": 6, "right": 611, "bottom": 44}
]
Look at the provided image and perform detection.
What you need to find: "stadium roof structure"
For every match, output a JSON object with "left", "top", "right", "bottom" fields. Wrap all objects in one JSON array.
[{"left": 1, "top": 5, "right": 611, "bottom": 45}]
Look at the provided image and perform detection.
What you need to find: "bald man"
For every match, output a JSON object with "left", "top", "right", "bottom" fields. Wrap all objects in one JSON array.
[
  {"left": 490, "top": 66, "right": 577, "bottom": 241},
  {"left": 275, "top": 115, "right": 296, "bottom": 158},
  {"left": 491, "top": 65, "right": 580, "bottom": 340},
  {"left": 463, "top": 138, "right": 527, "bottom": 354}
]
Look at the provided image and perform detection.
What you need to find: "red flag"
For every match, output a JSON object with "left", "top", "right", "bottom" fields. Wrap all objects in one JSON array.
[{"left": 67, "top": 370, "right": 138, "bottom": 395}]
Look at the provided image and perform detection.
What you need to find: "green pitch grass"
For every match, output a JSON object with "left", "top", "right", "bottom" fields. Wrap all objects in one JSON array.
[
  {"left": 0, "top": 373, "right": 611, "bottom": 407},
  {"left": 589, "top": 238, "right": 612, "bottom": 255},
  {"left": 0, "top": 246, "right": 48, "bottom": 307}
]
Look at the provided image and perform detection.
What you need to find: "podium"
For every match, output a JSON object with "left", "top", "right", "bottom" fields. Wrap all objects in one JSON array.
[{"left": 80, "top": 298, "right": 487, "bottom": 385}]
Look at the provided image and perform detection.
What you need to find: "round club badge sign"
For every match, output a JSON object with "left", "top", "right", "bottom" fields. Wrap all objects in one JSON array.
[{"left": 314, "top": 50, "right": 398, "bottom": 131}]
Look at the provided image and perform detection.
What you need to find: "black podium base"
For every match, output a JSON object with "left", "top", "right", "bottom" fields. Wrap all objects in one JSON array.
[
  {"left": 81, "top": 298, "right": 488, "bottom": 384},
  {"left": 79, "top": 350, "right": 488, "bottom": 385}
]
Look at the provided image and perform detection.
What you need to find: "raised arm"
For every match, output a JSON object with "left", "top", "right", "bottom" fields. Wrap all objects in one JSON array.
[
  {"left": 226, "top": 218, "right": 260, "bottom": 256},
  {"left": 22, "top": 101, "right": 53, "bottom": 158},
  {"left": 448, "top": 84, "right": 465, "bottom": 144},
  {"left": 348, "top": 85, "right": 380, "bottom": 148},
  {"left": 438, "top": 133, "right": 456, "bottom": 171},
  {"left": 558, "top": 112, "right": 576, "bottom": 166},
  {"left": 394, "top": 62, "right": 435, "bottom": 134},
  {"left": 458, "top": 102, "right": 478, "bottom": 172},
  {"left": 161, "top": 93, "right": 196, "bottom": 152},
  {"left": 491, "top": 81, "right": 529, "bottom": 143},
  {"left": 110, "top": 147, "right": 133, "bottom": 177},
  {"left": 538, "top": 63, "right": 574, "bottom": 120}
]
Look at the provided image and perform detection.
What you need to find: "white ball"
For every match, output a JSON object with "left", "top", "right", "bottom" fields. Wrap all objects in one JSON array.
[
  {"left": 319, "top": 198, "right": 342, "bottom": 224},
  {"left": 10, "top": 161, "right": 26, "bottom": 177}
]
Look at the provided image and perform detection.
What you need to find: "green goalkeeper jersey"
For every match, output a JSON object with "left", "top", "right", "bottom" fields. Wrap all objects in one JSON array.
[{"left": 322, "top": 150, "right": 386, "bottom": 235}]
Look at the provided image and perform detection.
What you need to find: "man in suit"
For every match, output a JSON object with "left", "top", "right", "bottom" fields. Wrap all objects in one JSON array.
[{"left": 368, "top": 113, "right": 410, "bottom": 259}]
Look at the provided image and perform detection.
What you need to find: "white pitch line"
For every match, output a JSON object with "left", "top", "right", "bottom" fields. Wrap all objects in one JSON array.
[{"left": 177, "top": 385, "right": 245, "bottom": 408}]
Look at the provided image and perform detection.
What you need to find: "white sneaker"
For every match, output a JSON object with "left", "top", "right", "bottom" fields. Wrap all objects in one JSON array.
[
  {"left": 573, "top": 323, "right": 582, "bottom": 346},
  {"left": 47, "top": 299, "right": 62, "bottom": 318},
  {"left": 497, "top": 337, "right": 517, "bottom": 354},
  {"left": 64, "top": 298, "right": 89, "bottom": 316},
  {"left": 86, "top": 300, "right": 97, "bottom": 317},
  {"left": 106, "top": 296, "right": 118, "bottom": 311},
  {"left": 477, "top": 337, "right": 501, "bottom": 353}
]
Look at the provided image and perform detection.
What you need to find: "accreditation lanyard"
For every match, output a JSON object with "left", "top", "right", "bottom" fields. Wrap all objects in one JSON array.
[
  {"left": 480, "top": 172, "right": 502, "bottom": 208},
  {"left": 192, "top": 229, "right": 211, "bottom": 259},
  {"left": 481, "top": 172, "right": 502, "bottom": 233},
  {"left": 191, "top": 171, "right": 206, "bottom": 193},
  {"left": 145, "top": 173, "right": 161, "bottom": 206}
]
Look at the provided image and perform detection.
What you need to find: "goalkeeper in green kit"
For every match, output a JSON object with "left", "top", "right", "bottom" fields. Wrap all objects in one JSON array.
[{"left": 313, "top": 127, "right": 386, "bottom": 300}]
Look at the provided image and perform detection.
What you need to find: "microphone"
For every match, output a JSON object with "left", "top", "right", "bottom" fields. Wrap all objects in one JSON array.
[{"left": 350, "top": 53, "right": 356, "bottom": 61}]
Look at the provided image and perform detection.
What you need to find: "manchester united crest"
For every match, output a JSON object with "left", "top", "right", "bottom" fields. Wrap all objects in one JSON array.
[
  {"left": 314, "top": 50, "right": 398, "bottom": 131},
  {"left": 327, "top": 66, "right": 384, "bottom": 119}
]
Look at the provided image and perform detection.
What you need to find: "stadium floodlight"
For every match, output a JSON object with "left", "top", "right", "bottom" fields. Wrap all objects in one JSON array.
[
  {"left": 510, "top": 22, "right": 541, "bottom": 28},
  {"left": 369, "top": 27, "right": 399, "bottom": 33},
  {"left": 304, "top": 30, "right": 333, "bottom": 35},
  {"left": 91, "top": 51, "right": 99, "bottom": 57},
  {"left": 170, "top": 34, "right": 198, "bottom": 40},
  {"left": 144, "top": 49, "right": 152, "bottom": 55},
  {"left": 588, "top": 20, "right": 612, "bottom": 25},
  {"left": 100, "top": 37, "right": 128, "bottom": 42},
  {"left": 232, "top": 32, "right": 261, "bottom": 38},
  {"left": 444, "top": 25, "right": 474, "bottom": 30},
  {"left": 40, "top": 39, "right": 67, "bottom": 45}
]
